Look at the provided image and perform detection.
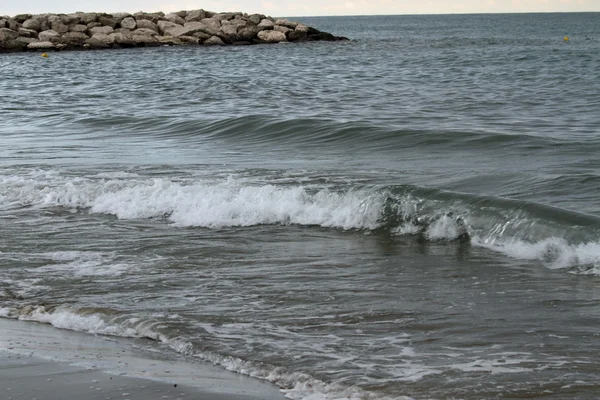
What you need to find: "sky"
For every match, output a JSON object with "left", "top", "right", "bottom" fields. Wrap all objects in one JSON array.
[{"left": 1, "top": 0, "right": 598, "bottom": 17}]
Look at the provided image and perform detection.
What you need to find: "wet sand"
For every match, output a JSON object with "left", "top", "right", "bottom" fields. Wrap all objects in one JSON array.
[{"left": 0, "top": 318, "right": 285, "bottom": 400}]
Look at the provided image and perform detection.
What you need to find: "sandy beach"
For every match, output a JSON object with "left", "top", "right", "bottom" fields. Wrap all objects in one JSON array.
[{"left": 0, "top": 317, "right": 285, "bottom": 400}]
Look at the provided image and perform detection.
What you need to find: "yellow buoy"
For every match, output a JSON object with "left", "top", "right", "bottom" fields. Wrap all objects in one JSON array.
[
  {"left": 41, "top": 53, "right": 49, "bottom": 58},
  {"left": 564, "top": 36, "right": 569, "bottom": 42}
]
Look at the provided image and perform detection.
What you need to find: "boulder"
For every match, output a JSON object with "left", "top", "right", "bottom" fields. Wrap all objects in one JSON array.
[
  {"left": 18, "top": 27, "right": 38, "bottom": 38},
  {"left": 112, "top": 12, "right": 132, "bottom": 20},
  {"left": 1, "top": 38, "right": 26, "bottom": 50},
  {"left": 90, "top": 32, "right": 115, "bottom": 45},
  {"left": 257, "top": 30, "right": 286, "bottom": 43},
  {"left": 295, "top": 24, "right": 309, "bottom": 33},
  {"left": 98, "top": 15, "right": 119, "bottom": 28},
  {"left": 87, "top": 22, "right": 102, "bottom": 29},
  {"left": 109, "top": 32, "right": 135, "bottom": 46},
  {"left": 220, "top": 22, "right": 237, "bottom": 37},
  {"left": 135, "top": 19, "right": 158, "bottom": 33},
  {"left": 214, "top": 13, "right": 237, "bottom": 21},
  {"left": 274, "top": 25, "right": 292, "bottom": 34},
  {"left": 61, "top": 14, "right": 80, "bottom": 26},
  {"left": 131, "top": 32, "right": 159, "bottom": 45},
  {"left": 275, "top": 19, "right": 298, "bottom": 29},
  {"left": 247, "top": 14, "right": 262, "bottom": 25},
  {"left": 287, "top": 30, "right": 308, "bottom": 42},
  {"left": 158, "top": 36, "right": 182, "bottom": 45},
  {"left": 237, "top": 25, "right": 261, "bottom": 41},
  {"left": 177, "top": 35, "right": 199, "bottom": 44},
  {"left": 133, "top": 28, "right": 160, "bottom": 36},
  {"left": 203, "top": 35, "right": 224, "bottom": 45},
  {"left": 0, "top": 19, "right": 6, "bottom": 29},
  {"left": 120, "top": 17, "right": 136, "bottom": 30},
  {"left": 69, "top": 24, "right": 88, "bottom": 33},
  {"left": 27, "top": 41, "right": 55, "bottom": 49},
  {"left": 49, "top": 16, "right": 69, "bottom": 34},
  {"left": 157, "top": 20, "right": 180, "bottom": 35},
  {"left": 200, "top": 18, "right": 222, "bottom": 36},
  {"left": 258, "top": 19, "right": 274, "bottom": 29},
  {"left": 133, "top": 12, "right": 162, "bottom": 23},
  {"left": 38, "top": 30, "right": 61, "bottom": 43},
  {"left": 61, "top": 31, "right": 89, "bottom": 46},
  {"left": 13, "top": 14, "right": 32, "bottom": 23},
  {"left": 191, "top": 31, "right": 211, "bottom": 41},
  {"left": 89, "top": 26, "right": 114, "bottom": 35},
  {"left": 0, "top": 28, "right": 19, "bottom": 42},
  {"left": 84, "top": 37, "right": 111, "bottom": 49},
  {"left": 22, "top": 18, "right": 42, "bottom": 31},
  {"left": 185, "top": 9, "right": 206, "bottom": 22},
  {"left": 164, "top": 13, "right": 185, "bottom": 25},
  {"left": 80, "top": 13, "right": 98, "bottom": 24}
]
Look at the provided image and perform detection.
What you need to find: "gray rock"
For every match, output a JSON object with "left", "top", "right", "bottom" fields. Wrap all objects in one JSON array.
[
  {"left": 200, "top": 18, "right": 222, "bottom": 36},
  {"left": 135, "top": 19, "right": 158, "bottom": 33},
  {"left": 133, "top": 28, "right": 160, "bottom": 36},
  {"left": 173, "top": 10, "right": 188, "bottom": 18},
  {"left": 38, "top": 29, "right": 61, "bottom": 43},
  {"left": 203, "top": 35, "right": 224, "bottom": 45},
  {"left": 120, "top": 17, "right": 136, "bottom": 30},
  {"left": 158, "top": 36, "right": 182, "bottom": 45},
  {"left": 22, "top": 18, "right": 42, "bottom": 31},
  {"left": 1, "top": 38, "right": 26, "bottom": 50},
  {"left": 220, "top": 22, "right": 237, "bottom": 37},
  {"left": 274, "top": 25, "right": 292, "bottom": 34},
  {"left": 98, "top": 16, "right": 119, "bottom": 28},
  {"left": 90, "top": 32, "right": 115, "bottom": 45},
  {"left": 131, "top": 32, "right": 159, "bottom": 45},
  {"left": 157, "top": 20, "right": 180, "bottom": 35},
  {"left": 258, "top": 19, "right": 274, "bottom": 29},
  {"left": 61, "top": 14, "right": 80, "bottom": 26},
  {"left": 287, "top": 30, "right": 307, "bottom": 42},
  {"left": 18, "top": 27, "right": 38, "bottom": 38},
  {"left": 89, "top": 26, "right": 114, "bottom": 35},
  {"left": 185, "top": 9, "right": 206, "bottom": 22},
  {"left": 0, "top": 28, "right": 19, "bottom": 42},
  {"left": 61, "top": 31, "right": 89, "bottom": 46},
  {"left": 191, "top": 31, "right": 211, "bottom": 40},
  {"left": 111, "top": 12, "right": 132, "bottom": 20},
  {"left": 6, "top": 18, "right": 19, "bottom": 31},
  {"left": 257, "top": 30, "right": 286, "bottom": 43},
  {"left": 84, "top": 37, "right": 111, "bottom": 49},
  {"left": 49, "top": 16, "right": 69, "bottom": 34},
  {"left": 214, "top": 13, "right": 237, "bottom": 21},
  {"left": 295, "top": 24, "right": 309, "bottom": 33},
  {"left": 27, "top": 40, "right": 55, "bottom": 49},
  {"left": 0, "top": 19, "right": 6, "bottom": 29},
  {"left": 110, "top": 32, "right": 135, "bottom": 46},
  {"left": 80, "top": 13, "right": 98, "bottom": 24},
  {"left": 69, "top": 24, "right": 88, "bottom": 33},
  {"left": 275, "top": 19, "right": 298, "bottom": 29},
  {"left": 13, "top": 14, "right": 32, "bottom": 23},
  {"left": 164, "top": 13, "right": 185, "bottom": 25},
  {"left": 237, "top": 25, "right": 261, "bottom": 41},
  {"left": 15, "top": 36, "right": 38, "bottom": 45},
  {"left": 133, "top": 12, "right": 162, "bottom": 23},
  {"left": 247, "top": 14, "right": 262, "bottom": 25},
  {"left": 177, "top": 35, "right": 199, "bottom": 44},
  {"left": 87, "top": 22, "right": 102, "bottom": 29}
]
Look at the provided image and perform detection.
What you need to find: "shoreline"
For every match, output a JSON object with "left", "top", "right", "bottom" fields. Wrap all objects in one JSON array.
[
  {"left": 0, "top": 317, "right": 285, "bottom": 400},
  {"left": 0, "top": 9, "right": 348, "bottom": 52}
]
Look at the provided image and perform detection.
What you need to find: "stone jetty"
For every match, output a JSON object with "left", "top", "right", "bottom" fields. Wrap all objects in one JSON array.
[{"left": 0, "top": 10, "right": 348, "bottom": 52}]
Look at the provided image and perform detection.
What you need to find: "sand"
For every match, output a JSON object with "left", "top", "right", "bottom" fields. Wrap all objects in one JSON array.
[{"left": 0, "top": 317, "right": 286, "bottom": 400}]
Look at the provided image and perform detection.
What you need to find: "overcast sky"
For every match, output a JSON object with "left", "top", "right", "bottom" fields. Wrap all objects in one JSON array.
[{"left": 2, "top": 0, "right": 598, "bottom": 17}]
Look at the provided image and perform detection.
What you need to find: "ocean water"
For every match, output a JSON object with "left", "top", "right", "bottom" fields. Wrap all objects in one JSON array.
[{"left": 1, "top": 12, "right": 600, "bottom": 399}]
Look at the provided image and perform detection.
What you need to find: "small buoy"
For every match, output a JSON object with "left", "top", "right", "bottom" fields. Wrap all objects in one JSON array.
[
  {"left": 563, "top": 36, "right": 569, "bottom": 42},
  {"left": 41, "top": 53, "right": 48, "bottom": 58}
]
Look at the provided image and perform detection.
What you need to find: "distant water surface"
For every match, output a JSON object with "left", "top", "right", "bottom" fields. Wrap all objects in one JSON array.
[{"left": 1, "top": 13, "right": 600, "bottom": 400}]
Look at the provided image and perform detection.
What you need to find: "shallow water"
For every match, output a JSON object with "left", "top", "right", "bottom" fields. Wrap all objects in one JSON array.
[{"left": 1, "top": 13, "right": 600, "bottom": 400}]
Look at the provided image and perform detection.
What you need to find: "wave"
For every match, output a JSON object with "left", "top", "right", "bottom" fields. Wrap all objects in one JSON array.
[
  {"left": 72, "top": 114, "right": 585, "bottom": 153},
  {"left": 0, "top": 305, "right": 413, "bottom": 400},
  {"left": 2, "top": 170, "right": 600, "bottom": 274}
]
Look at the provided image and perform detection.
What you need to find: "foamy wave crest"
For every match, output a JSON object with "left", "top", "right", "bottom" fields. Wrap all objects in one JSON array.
[
  {"left": 0, "top": 305, "right": 412, "bottom": 400},
  {"left": 475, "top": 236, "right": 600, "bottom": 274}
]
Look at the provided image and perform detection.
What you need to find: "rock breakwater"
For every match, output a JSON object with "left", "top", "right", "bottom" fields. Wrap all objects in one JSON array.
[{"left": 0, "top": 9, "right": 348, "bottom": 52}]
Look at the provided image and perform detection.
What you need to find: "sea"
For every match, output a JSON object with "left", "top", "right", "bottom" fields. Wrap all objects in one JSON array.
[{"left": 1, "top": 12, "right": 600, "bottom": 400}]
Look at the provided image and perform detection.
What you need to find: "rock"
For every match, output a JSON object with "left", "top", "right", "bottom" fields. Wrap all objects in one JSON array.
[
  {"left": 0, "top": 19, "right": 6, "bottom": 29},
  {"left": 157, "top": 20, "right": 180, "bottom": 35},
  {"left": 61, "top": 31, "right": 89, "bottom": 46},
  {"left": 287, "top": 30, "right": 308, "bottom": 42},
  {"left": 200, "top": 18, "right": 222, "bottom": 36},
  {"left": 258, "top": 19, "right": 274, "bottom": 29},
  {"left": 1, "top": 38, "right": 26, "bottom": 50},
  {"left": 6, "top": 18, "right": 19, "bottom": 31},
  {"left": 247, "top": 14, "right": 262, "bottom": 25},
  {"left": 185, "top": 9, "right": 206, "bottom": 22},
  {"left": 133, "top": 12, "right": 162, "bottom": 23},
  {"left": 191, "top": 31, "right": 211, "bottom": 41},
  {"left": 237, "top": 25, "right": 261, "bottom": 41},
  {"left": 214, "top": 13, "right": 237, "bottom": 21},
  {"left": 27, "top": 41, "right": 55, "bottom": 49},
  {"left": 295, "top": 24, "right": 309, "bottom": 33},
  {"left": 13, "top": 14, "right": 32, "bottom": 23},
  {"left": 69, "top": 24, "right": 88, "bottom": 33},
  {"left": 80, "top": 13, "right": 98, "bottom": 24},
  {"left": 22, "top": 18, "right": 42, "bottom": 31},
  {"left": 110, "top": 32, "right": 135, "bottom": 46},
  {"left": 120, "top": 17, "right": 136, "bottom": 30},
  {"left": 174, "top": 10, "right": 188, "bottom": 18},
  {"left": 275, "top": 19, "right": 298, "bottom": 29},
  {"left": 89, "top": 25, "right": 114, "bottom": 35},
  {"left": 133, "top": 28, "right": 159, "bottom": 36},
  {"left": 257, "top": 30, "right": 286, "bottom": 43},
  {"left": 90, "top": 32, "right": 115, "bottom": 45},
  {"left": 131, "top": 32, "right": 159, "bottom": 46},
  {"left": 164, "top": 13, "right": 185, "bottom": 25},
  {"left": 158, "top": 36, "right": 182, "bottom": 45},
  {"left": 203, "top": 35, "right": 224, "bottom": 45},
  {"left": 18, "top": 27, "right": 38, "bottom": 38},
  {"left": 49, "top": 16, "right": 69, "bottom": 34},
  {"left": 220, "top": 22, "right": 237, "bottom": 37},
  {"left": 98, "top": 15, "right": 119, "bottom": 28},
  {"left": 0, "top": 28, "right": 19, "bottom": 42},
  {"left": 274, "top": 25, "right": 292, "bottom": 34},
  {"left": 61, "top": 14, "right": 80, "bottom": 26},
  {"left": 38, "top": 29, "right": 61, "bottom": 43},
  {"left": 177, "top": 35, "right": 199, "bottom": 44},
  {"left": 16, "top": 36, "right": 39, "bottom": 44},
  {"left": 87, "top": 22, "right": 102, "bottom": 29},
  {"left": 135, "top": 19, "right": 158, "bottom": 33},
  {"left": 84, "top": 37, "right": 111, "bottom": 49},
  {"left": 112, "top": 12, "right": 132, "bottom": 20}
]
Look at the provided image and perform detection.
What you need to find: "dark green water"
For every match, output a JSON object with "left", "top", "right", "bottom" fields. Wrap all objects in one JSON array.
[{"left": 1, "top": 13, "right": 600, "bottom": 400}]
